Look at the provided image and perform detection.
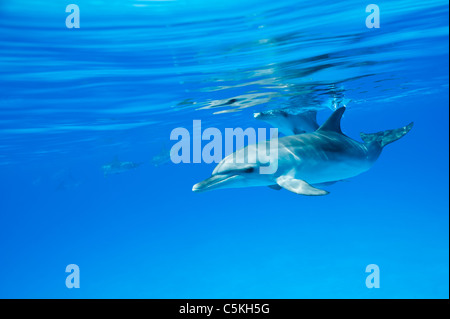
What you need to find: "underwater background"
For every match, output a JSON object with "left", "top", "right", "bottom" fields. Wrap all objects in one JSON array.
[{"left": 0, "top": 0, "right": 448, "bottom": 298}]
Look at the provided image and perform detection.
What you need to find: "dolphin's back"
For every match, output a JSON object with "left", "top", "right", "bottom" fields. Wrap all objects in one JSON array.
[
  {"left": 276, "top": 132, "right": 371, "bottom": 184},
  {"left": 281, "top": 132, "right": 368, "bottom": 161},
  {"left": 255, "top": 109, "right": 319, "bottom": 135}
]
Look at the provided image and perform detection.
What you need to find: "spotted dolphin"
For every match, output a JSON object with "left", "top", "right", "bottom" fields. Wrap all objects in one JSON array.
[
  {"left": 102, "top": 157, "right": 143, "bottom": 176},
  {"left": 193, "top": 107, "right": 413, "bottom": 195},
  {"left": 253, "top": 109, "right": 319, "bottom": 136}
]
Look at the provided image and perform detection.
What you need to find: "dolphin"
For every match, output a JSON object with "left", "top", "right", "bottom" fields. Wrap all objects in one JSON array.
[
  {"left": 56, "top": 173, "right": 81, "bottom": 191},
  {"left": 193, "top": 107, "right": 413, "bottom": 195},
  {"left": 102, "top": 157, "right": 143, "bottom": 176},
  {"left": 151, "top": 145, "right": 171, "bottom": 167},
  {"left": 253, "top": 109, "right": 319, "bottom": 136}
]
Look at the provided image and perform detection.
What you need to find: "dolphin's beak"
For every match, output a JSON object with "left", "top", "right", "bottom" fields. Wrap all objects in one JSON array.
[{"left": 192, "top": 174, "right": 239, "bottom": 193}]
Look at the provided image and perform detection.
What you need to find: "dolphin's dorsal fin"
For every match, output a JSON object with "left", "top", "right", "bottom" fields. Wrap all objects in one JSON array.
[
  {"left": 292, "top": 110, "right": 319, "bottom": 135},
  {"left": 317, "top": 107, "right": 346, "bottom": 134}
]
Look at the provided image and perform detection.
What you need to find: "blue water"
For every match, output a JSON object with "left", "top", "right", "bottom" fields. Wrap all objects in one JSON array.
[{"left": 0, "top": 0, "right": 448, "bottom": 298}]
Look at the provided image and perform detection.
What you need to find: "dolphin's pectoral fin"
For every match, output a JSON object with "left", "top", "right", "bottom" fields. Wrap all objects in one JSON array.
[
  {"left": 313, "top": 180, "right": 340, "bottom": 187},
  {"left": 268, "top": 184, "right": 282, "bottom": 191},
  {"left": 276, "top": 176, "right": 329, "bottom": 196}
]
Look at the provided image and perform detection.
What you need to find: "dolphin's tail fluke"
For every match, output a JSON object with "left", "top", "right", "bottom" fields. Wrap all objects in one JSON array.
[{"left": 360, "top": 122, "right": 414, "bottom": 148}]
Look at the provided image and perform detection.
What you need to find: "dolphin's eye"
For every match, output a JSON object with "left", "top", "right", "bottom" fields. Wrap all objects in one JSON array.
[{"left": 243, "top": 167, "right": 254, "bottom": 173}]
